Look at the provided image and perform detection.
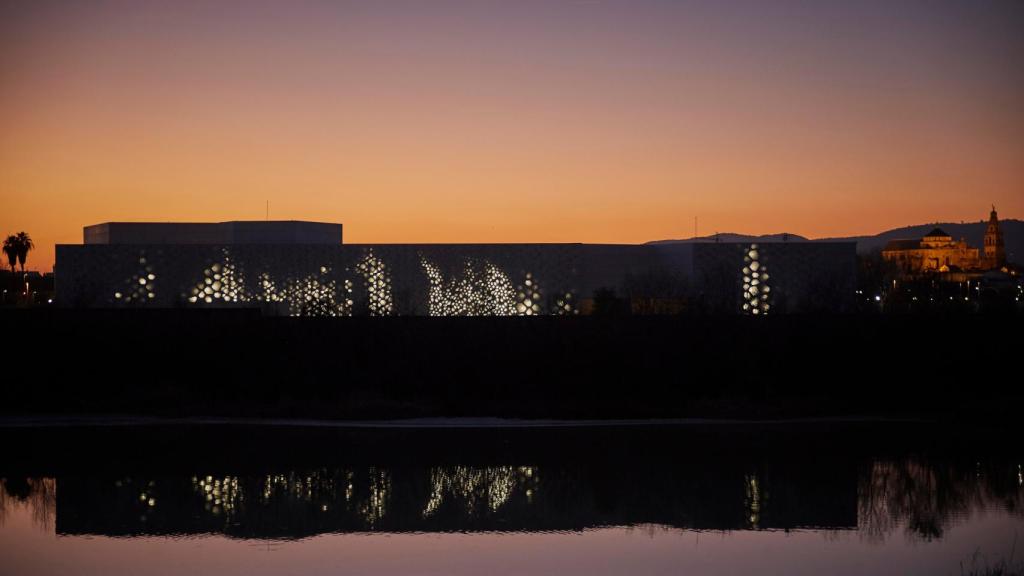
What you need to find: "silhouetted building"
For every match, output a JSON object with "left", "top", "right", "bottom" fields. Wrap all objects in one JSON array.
[
  {"left": 56, "top": 221, "right": 857, "bottom": 314},
  {"left": 84, "top": 220, "right": 342, "bottom": 245}
]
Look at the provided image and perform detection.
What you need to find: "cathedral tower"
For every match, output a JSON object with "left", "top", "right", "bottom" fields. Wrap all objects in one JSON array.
[{"left": 983, "top": 205, "right": 1006, "bottom": 269}]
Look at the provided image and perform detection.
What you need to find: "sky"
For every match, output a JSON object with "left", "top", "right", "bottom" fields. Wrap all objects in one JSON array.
[{"left": 1, "top": 0, "right": 1022, "bottom": 272}]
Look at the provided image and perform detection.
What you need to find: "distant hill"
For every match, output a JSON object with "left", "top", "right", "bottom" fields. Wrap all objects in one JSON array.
[
  {"left": 648, "top": 232, "right": 809, "bottom": 244},
  {"left": 647, "top": 219, "right": 1023, "bottom": 262},
  {"left": 821, "top": 219, "right": 1023, "bottom": 259}
]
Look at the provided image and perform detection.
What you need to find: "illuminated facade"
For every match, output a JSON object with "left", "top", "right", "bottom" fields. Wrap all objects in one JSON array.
[
  {"left": 56, "top": 221, "right": 857, "bottom": 314},
  {"left": 692, "top": 241, "right": 855, "bottom": 314},
  {"left": 982, "top": 206, "right": 1007, "bottom": 269},
  {"left": 882, "top": 207, "right": 1006, "bottom": 273},
  {"left": 741, "top": 244, "right": 771, "bottom": 315}
]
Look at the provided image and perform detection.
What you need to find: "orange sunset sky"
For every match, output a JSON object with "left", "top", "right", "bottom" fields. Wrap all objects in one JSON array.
[{"left": 1, "top": 1, "right": 1022, "bottom": 272}]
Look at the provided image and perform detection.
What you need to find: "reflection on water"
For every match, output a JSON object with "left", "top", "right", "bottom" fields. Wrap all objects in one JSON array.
[
  {"left": 2, "top": 457, "right": 1021, "bottom": 540},
  {"left": 859, "top": 459, "right": 1023, "bottom": 542},
  {"left": 0, "top": 478, "right": 56, "bottom": 532},
  {"left": 0, "top": 424, "right": 1022, "bottom": 575}
]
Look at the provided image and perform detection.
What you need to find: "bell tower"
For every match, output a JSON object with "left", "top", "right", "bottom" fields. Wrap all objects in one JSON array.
[{"left": 983, "top": 205, "right": 1005, "bottom": 269}]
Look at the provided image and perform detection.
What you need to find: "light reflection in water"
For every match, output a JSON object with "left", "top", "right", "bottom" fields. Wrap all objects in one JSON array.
[
  {"left": 0, "top": 455, "right": 1023, "bottom": 576},
  {"left": 2, "top": 458, "right": 1022, "bottom": 540},
  {"left": 422, "top": 466, "right": 538, "bottom": 519},
  {"left": 744, "top": 473, "right": 761, "bottom": 529}
]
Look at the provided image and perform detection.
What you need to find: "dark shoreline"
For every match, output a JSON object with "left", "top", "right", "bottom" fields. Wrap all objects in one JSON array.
[
  {"left": 3, "top": 417, "right": 1019, "bottom": 473},
  {"left": 7, "top": 309, "right": 1022, "bottom": 421},
  {"left": 0, "top": 414, "right": 935, "bottom": 428}
]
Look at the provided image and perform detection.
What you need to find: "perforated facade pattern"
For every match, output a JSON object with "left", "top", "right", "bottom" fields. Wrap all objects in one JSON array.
[
  {"left": 56, "top": 244, "right": 584, "bottom": 316},
  {"left": 56, "top": 235, "right": 855, "bottom": 314},
  {"left": 692, "top": 242, "right": 857, "bottom": 314}
]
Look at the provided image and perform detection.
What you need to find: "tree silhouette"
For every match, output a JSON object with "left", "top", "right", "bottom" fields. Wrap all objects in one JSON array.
[
  {"left": 2, "top": 235, "right": 18, "bottom": 274},
  {"left": 14, "top": 231, "right": 33, "bottom": 272},
  {"left": 591, "top": 287, "right": 629, "bottom": 316}
]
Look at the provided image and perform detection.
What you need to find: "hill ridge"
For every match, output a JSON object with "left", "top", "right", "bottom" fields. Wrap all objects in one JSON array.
[{"left": 647, "top": 219, "right": 1023, "bottom": 259}]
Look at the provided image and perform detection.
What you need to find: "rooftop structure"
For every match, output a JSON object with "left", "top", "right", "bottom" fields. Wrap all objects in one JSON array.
[{"left": 84, "top": 221, "right": 343, "bottom": 246}]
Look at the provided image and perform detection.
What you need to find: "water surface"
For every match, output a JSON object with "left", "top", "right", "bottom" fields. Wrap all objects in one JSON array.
[{"left": 1, "top": 422, "right": 1020, "bottom": 575}]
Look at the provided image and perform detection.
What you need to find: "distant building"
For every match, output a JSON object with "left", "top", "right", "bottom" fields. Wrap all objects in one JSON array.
[
  {"left": 882, "top": 207, "right": 1006, "bottom": 273},
  {"left": 982, "top": 206, "right": 1007, "bottom": 269},
  {"left": 56, "top": 220, "right": 857, "bottom": 315}
]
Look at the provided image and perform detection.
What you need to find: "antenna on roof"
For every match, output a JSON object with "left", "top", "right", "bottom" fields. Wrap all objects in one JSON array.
[
  {"left": 694, "top": 216, "right": 698, "bottom": 239},
  {"left": 266, "top": 200, "right": 269, "bottom": 221}
]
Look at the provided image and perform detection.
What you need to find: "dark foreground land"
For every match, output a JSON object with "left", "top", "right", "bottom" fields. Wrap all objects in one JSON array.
[{"left": 4, "top": 309, "right": 1022, "bottom": 420}]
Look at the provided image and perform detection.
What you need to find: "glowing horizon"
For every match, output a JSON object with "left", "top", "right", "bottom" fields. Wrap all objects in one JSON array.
[{"left": 2, "top": 1, "right": 1022, "bottom": 272}]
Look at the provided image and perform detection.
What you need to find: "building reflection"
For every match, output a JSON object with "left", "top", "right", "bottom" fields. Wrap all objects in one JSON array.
[{"left": 3, "top": 457, "right": 1021, "bottom": 540}]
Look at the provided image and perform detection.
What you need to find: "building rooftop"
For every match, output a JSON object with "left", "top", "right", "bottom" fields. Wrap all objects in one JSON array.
[
  {"left": 83, "top": 221, "right": 343, "bottom": 245},
  {"left": 924, "top": 227, "right": 950, "bottom": 238},
  {"left": 883, "top": 239, "right": 921, "bottom": 251}
]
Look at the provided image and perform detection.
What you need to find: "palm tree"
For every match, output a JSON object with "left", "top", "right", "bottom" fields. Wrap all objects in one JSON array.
[
  {"left": 14, "top": 232, "right": 33, "bottom": 272},
  {"left": 2, "top": 235, "right": 17, "bottom": 274}
]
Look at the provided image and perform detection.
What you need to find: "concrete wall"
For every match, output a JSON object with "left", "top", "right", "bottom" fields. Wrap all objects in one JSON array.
[
  {"left": 55, "top": 241, "right": 855, "bottom": 314},
  {"left": 83, "top": 221, "right": 342, "bottom": 245},
  {"left": 56, "top": 243, "right": 584, "bottom": 315},
  {"left": 692, "top": 242, "right": 857, "bottom": 313}
]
